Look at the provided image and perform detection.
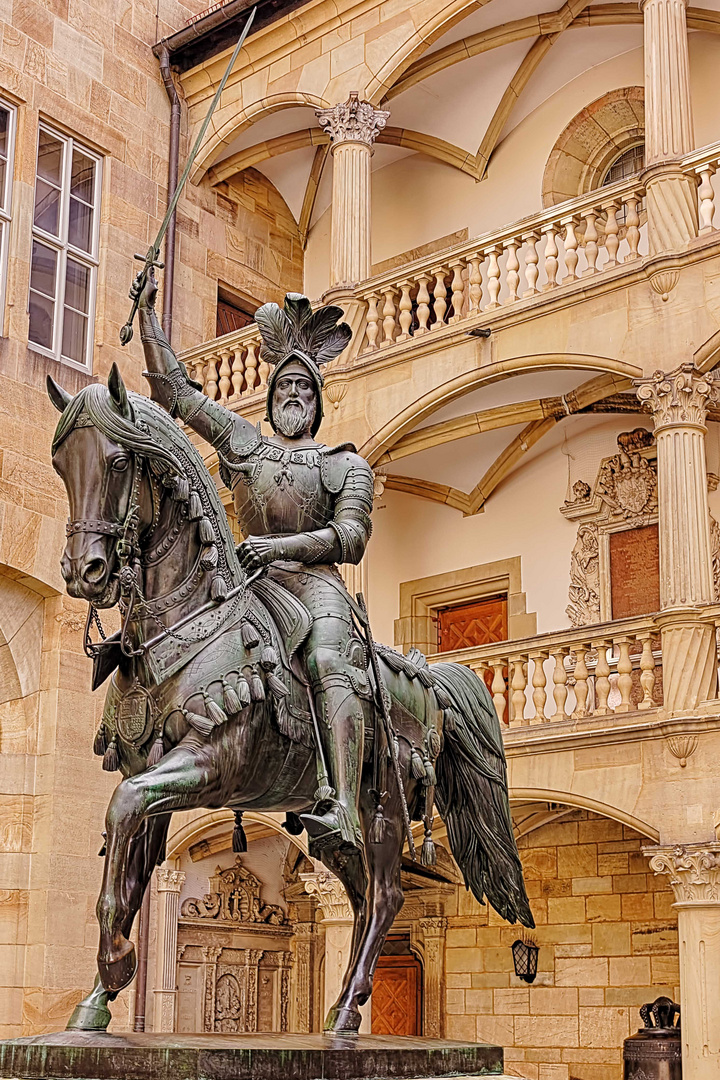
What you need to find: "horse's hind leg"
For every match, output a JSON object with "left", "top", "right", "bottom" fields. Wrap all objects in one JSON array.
[{"left": 97, "top": 747, "right": 219, "bottom": 992}]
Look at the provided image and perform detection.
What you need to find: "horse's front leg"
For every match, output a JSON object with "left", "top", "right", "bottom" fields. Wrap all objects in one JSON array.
[{"left": 97, "top": 745, "right": 220, "bottom": 992}]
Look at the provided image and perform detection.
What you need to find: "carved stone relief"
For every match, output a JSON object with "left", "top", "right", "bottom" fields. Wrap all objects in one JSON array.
[{"left": 181, "top": 854, "right": 287, "bottom": 925}]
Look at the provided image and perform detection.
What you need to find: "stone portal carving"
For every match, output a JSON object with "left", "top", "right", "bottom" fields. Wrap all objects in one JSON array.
[{"left": 181, "top": 855, "right": 287, "bottom": 925}]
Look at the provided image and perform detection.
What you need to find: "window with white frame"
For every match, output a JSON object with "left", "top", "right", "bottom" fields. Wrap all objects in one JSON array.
[
  {"left": 0, "top": 99, "right": 17, "bottom": 329},
  {"left": 29, "top": 125, "right": 102, "bottom": 370}
]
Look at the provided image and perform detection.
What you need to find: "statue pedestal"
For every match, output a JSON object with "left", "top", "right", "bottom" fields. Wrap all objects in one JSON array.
[{"left": 0, "top": 1032, "right": 504, "bottom": 1080}]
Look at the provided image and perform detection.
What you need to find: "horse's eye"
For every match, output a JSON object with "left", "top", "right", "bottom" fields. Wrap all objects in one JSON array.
[{"left": 111, "top": 457, "right": 129, "bottom": 472}]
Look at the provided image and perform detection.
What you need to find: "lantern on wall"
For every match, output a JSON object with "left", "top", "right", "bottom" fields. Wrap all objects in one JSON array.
[{"left": 511, "top": 937, "right": 539, "bottom": 983}]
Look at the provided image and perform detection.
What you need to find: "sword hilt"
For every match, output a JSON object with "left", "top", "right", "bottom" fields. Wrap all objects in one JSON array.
[{"left": 119, "top": 247, "right": 164, "bottom": 345}]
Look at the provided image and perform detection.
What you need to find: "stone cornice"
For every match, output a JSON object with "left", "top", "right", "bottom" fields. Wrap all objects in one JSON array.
[{"left": 645, "top": 842, "right": 720, "bottom": 902}]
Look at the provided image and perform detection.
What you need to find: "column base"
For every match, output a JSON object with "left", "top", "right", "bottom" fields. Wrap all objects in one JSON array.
[
  {"left": 644, "top": 165, "right": 699, "bottom": 255},
  {"left": 152, "top": 988, "right": 177, "bottom": 1033},
  {"left": 656, "top": 612, "right": 717, "bottom": 711}
]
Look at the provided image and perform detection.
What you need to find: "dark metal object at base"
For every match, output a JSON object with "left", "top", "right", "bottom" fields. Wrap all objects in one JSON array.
[
  {"left": 0, "top": 1032, "right": 504, "bottom": 1080},
  {"left": 623, "top": 997, "right": 681, "bottom": 1080}
]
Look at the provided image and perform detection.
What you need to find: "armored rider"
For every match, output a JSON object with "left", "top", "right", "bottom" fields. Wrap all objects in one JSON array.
[{"left": 133, "top": 275, "right": 374, "bottom": 859}]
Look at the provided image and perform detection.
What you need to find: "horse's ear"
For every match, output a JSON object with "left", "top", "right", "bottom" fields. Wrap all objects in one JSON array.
[
  {"left": 46, "top": 374, "right": 72, "bottom": 413},
  {"left": 108, "top": 363, "right": 131, "bottom": 418}
]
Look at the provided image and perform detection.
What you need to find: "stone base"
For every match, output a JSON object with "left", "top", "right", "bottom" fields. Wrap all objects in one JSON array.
[{"left": 0, "top": 1032, "right": 504, "bottom": 1080}]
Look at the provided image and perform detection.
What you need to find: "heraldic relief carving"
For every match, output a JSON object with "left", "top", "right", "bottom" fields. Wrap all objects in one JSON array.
[
  {"left": 181, "top": 855, "right": 287, "bottom": 925},
  {"left": 561, "top": 427, "right": 720, "bottom": 627}
]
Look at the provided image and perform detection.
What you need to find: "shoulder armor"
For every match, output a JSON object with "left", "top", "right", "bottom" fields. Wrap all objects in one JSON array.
[{"left": 320, "top": 448, "right": 373, "bottom": 495}]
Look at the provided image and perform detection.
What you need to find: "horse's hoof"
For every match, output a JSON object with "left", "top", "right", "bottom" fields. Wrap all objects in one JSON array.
[
  {"left": 98, "top": 943, "right": 137, "bottom": 992},
  {"left": 66, "top": 976, "right": 118, "bottom": 1031},
  {"left": 324, "top": 1004, "right": 361, "bottom": 1036}
]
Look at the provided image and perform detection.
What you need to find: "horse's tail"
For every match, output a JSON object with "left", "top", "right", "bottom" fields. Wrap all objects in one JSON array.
[{"left": 432, "top": 662, "right": 534, "bottom": 928}]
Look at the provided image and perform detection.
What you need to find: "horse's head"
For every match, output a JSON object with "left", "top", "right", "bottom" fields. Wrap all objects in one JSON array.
[{"left": 48, "top": 364, "right": 179, "bottom": 607}]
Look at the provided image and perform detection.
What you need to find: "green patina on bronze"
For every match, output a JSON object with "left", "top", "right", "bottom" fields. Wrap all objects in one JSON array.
[{"left": 43, "top": 277, "right": 533, "bottom": 1039}]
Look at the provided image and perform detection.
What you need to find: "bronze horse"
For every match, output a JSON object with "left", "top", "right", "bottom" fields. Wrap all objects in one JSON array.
[{"left": 48, "top": 365, "right": 533, "bottom": 1034}]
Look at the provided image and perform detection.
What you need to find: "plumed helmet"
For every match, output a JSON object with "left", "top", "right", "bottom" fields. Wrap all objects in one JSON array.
[{"left": 255, "top": 294, "right": 352, "bottom": 437}]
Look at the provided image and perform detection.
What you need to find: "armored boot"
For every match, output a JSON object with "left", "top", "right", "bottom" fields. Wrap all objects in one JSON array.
[{"left": 301, "top": 673, "right": 365, "bottom": 857}]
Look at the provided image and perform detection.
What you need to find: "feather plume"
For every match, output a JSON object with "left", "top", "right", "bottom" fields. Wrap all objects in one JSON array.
[{"left": 254, "top": 303, "right": 294, "bottom": 365}]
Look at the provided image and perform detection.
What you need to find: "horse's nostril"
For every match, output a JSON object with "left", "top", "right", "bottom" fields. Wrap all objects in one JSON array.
[{"left": 82, "top": 558, "right": 107, "bottom": 585}]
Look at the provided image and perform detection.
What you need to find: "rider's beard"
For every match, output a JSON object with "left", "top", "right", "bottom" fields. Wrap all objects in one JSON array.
[{"left": 274, "top": 397, "right": 316, "bottom": 438}]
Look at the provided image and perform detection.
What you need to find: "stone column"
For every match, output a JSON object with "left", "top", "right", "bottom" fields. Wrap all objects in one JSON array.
[
  {"left": 417, "top": 916, "right": 447, "bottom": 1039},
  {"left": 291, "top": 921, "right": 319, "bottom": 1033},
  {"left": 152, "top": 868, "right": 185, "bottom": 1032},
  {"left": 646, "top": 844, "right": 720, "bottom": 1079},
  {"left": 636, "top": 365, "right": 719, "bottom": 710},
  {"left": 641, "top": 0, "right": 698, "bottom": 252},
  {"left": 316, "top": 93, "right": 389, "bottom": 289},
  {"left": 302, "top": 869, "right": 371, "bottom": 1032}
]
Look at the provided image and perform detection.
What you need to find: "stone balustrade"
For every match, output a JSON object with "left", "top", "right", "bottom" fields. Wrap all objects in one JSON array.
[
  {"left": 179, "top": 147, "right": 720, "bottom": 399},
  {"left": 355, "top": 175, "right": 647, "bottom": 353},
  {"left": 429, "top": 614, "right": 671, "bottom": 727}
]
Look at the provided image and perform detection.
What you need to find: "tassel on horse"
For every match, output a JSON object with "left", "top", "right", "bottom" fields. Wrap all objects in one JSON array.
[
  {"left": 222, "top": 678, "right": 242, "bottom": 715},
  {"left": 241, "top": 620, "right": 260, "bottom": 648},
  {"left": 102, "top": 738, "right": 119, "bottom": 772},
  {"left": 147, "top": 736, "right": 164, "bottom": 767},
  {"left": 203, "top": 688, "right": 228, "bottom": 726},
  {"left": 93, "top": 725, "right": 107, "bottom": 757},
  {"left": 182, "top": 707, "right": 215, "bottom": 737},
  {"left": 232, "top": 810, "right": 247, "bottom": 853}
]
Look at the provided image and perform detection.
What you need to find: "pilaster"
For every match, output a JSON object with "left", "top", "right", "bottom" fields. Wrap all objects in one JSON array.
[
  {"left": 316, "top": 94, "right": 389, "bottom": 288},
  {"left": 152, "top": 868, "right": 185, "bottom": 1033},
  {"left": 417, "top": 916, "right": 447, "bottom": 1039},
  {"left": 646, "top": 843, "right": 720, "bottom": 1079},
  {"left": 636, "top": 365, "right": 719, "bottom": 709},
  {"left": 640, "top": 0, "right": 698, "bottom": 251}
]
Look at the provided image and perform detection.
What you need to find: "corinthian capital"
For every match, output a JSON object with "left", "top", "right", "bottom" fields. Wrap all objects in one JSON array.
[
  {"left": 300, "top": 870, "right": 352, "bottom": 920},
  {"left": 635, "top": 363, "right": 719, "bottom": 428},
  {"left": 645, "top": 842, "right": 720, "bottom": 902},
  {"left": 316, "top": 93, "right": 390, "bottom": 148},
  {"left": 156, "top": 868, "right": 186, "bottom": 893}
]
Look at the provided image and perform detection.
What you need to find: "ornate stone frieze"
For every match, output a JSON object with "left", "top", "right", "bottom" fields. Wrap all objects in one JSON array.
[
  {"left": 646, "top": 843, "right": 720, "bottom": 902},
  {"left": 636, "top": 364, "right": 719, "bottom": 430},
  {"left": 316, "top": 93, "right": 390, "bottom": 147},
  {"left": 300, "top": 870, "right": 352, "bottom": 920},
  {"left": 181, "top": 855, "right": 286, "bottom": 925}
]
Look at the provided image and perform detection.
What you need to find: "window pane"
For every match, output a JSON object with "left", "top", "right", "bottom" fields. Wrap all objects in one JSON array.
[
  {"left": 34, "top": 177, "right": 60, "bottom": 235},
  {"left": 64, "top": 258, "right": 90, "bottom": 313},
  {"left": 29, "top": 291, "right": 55, "bottom": 349},
  {"left": 61, "top": 306, "right": 88, "bottom": 364},
  {"left": 30, "top": 241, "right": 57, "bottom": 298},
  {"left": 68, "top": 196, "right": 93, "bottom": 252},
  {"left": 71, "top": 150, "right": 95, "bottom": 204},
  {"left": 37, "top": 129, "right": 63, "bottom": 186},
  {"left": 0, "top": 107, "right": 9, "bottom": 161}
]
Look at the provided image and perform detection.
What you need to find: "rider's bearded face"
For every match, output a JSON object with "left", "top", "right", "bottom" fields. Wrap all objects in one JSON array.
[{"left": 272, "top": 363, "right": 317, "bottom": 437}]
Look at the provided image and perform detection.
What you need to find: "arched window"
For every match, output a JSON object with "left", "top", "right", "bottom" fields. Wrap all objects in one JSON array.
[{"left": 602, "top": 143, "right": 645, "bottom": 187}]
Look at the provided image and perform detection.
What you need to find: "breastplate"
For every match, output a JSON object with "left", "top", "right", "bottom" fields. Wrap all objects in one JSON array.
[{"left": 231, "top": 444, "right": 335, "bottom": 537}]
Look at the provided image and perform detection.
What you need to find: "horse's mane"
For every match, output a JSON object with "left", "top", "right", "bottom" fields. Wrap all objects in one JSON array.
[{"left": 52, "top": 384, "right": 243, "bottom": 591}]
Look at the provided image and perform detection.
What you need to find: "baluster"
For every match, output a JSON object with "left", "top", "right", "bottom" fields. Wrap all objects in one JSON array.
[
  {"left": 397, "top": 281, "right": 413, "bottom": 342},
  {"left": 543, "top": 225, "right": 558, "bottom": 290},
  {"left": 562, "top": 216, "right": 578, "bottom": 283},
  {"left": 505, "top": 241, "right": 520, "bottom": 304},
  {"left": 218, "top": 349, "right": 232, "bottom": 405},
  {"left": 582, "top": 211, "right": 598, "bottom": 275},
  {"left": 592, "top": 640, "right": 611, "bottom": 716},
  {"left": 191, "top": 357, "right": 206, "bottom": 393},
  {"left": 257, "top": 347, "right": 270, "bottom": 390},
  {"left": 637, "top": 633, "right": 656, "bottom": 710},
  {"left": 449, "top": 260, "right": 465, "bottom": 322},
  {"left": 381, "top": 288, "right": 397, "bottom": 347},
  {"left": 205, "top": 353, "right": 219, "bottom": 401},
  {"left": 431, "top": 267, "right": 447, "bottom": 328},
  {"left": 571, "top": 644, "right": 589, "bottom": 718},
  {"left": 230, "top": 348, "right": 245, "bottom": 400},
  {"left": 530, "top": 651, "right": 548, "bottom": 722},
  {"left": 365, "top": 293, "right": 381, "bottom": 351},
  {"left": 603, "top": 201, "right": 620, "bottom": 268},
  {"left": 615, "top": 637, "right": 633, "bottom": 713},
  {"left": 510, "top": 655, "right": 528, "bottom": 726},
  {"left": 485, "top": 246, "right": 501, "bottom": 309},
  {"left": 698, "top": 165, "right": 716, "bottom": 235},
  {"left": 244, "top": 342, "right": 258, "bottom": 394},
  {"left": 415, "top": 276, "right": 431, "bottom": 334},
  {"left": 624, "top": 196, "right": 641, "bottom": 261},
  {"left": 468, "top": 254, "right": 483, "bottom": 315},
  {"left": 522, "top": 231, "right": 540, "bottom": 297},
  {"left": 551, "top": 647, "right": 568, "bottom": 720},
  {"left": 491, "top": 661, "right": 507, "bottom": 724}
]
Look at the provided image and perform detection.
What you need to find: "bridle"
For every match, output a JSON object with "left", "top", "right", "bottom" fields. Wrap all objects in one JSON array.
[{"left": 71, "top": 452, "right": 149, "bottom": 660}]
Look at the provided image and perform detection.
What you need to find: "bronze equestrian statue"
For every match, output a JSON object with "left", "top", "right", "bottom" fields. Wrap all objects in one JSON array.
[{"left": 47, "top": 279, "right": 533, "bottom": 1036}]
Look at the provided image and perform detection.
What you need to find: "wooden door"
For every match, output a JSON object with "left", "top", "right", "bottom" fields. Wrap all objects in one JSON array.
[
  {"left": 437, "top": 594, "right": 508, "bottom": 652},
  {"left": 371, "top": 955, "right": 422, "bottom": 1036}
]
